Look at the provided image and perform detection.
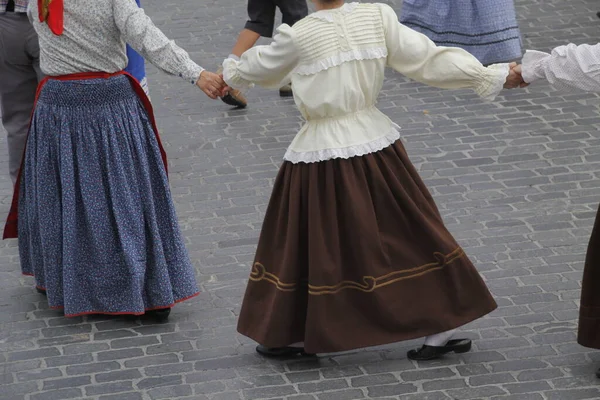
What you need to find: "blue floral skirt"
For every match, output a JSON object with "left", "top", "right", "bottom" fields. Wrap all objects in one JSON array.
[
  {"left": 400, "top": 0, "right": 522, "bottom": 65},
  {"left": 17, "top": 75, "right": 199, "bottom": 317}
]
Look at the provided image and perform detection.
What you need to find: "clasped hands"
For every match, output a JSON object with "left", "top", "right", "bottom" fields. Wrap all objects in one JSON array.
[
  {"left": 196, "top": 70, "right": 229, "bottom": 99},
  {"left": 504, "top": 62, "right": 529, "bottom": 89}
]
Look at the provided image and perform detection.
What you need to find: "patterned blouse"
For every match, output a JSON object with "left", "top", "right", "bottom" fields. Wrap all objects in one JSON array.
[
  {"left": 27, "top": 0, "right": 203, "bottom": 84},
  {"left": 522, "top": 44, "right": 600, "bottom": 92}
]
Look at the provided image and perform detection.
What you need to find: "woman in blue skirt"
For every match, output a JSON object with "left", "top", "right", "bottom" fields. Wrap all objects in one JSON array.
[
  {"left": 4, "top": 0, "right": 226, "bottom": 321},
  {"left": 399, "top": 0, "right": 522, "bottom": 65}
]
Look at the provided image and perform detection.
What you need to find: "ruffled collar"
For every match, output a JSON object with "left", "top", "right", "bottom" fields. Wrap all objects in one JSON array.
[{"left": 309, "top": 2, "right": 360, "bottom": 22}]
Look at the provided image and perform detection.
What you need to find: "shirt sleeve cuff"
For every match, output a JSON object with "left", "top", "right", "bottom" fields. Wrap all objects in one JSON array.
[
  {"left": 521, "top": 50, "right": 551, "bottom": 84},
  {"left": 222, "top": 58, "right": 254, "bottom": 91},
  {"left": 183, "top": 64, "right": 204, "bottom": 85},
  {"left": 475, "top": 63, "right": 510, "bottom": 101}
]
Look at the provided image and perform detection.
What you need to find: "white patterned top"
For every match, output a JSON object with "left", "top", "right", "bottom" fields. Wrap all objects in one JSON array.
[
  {"left": 521, "top": 44, "right": 600, "bottom": 92},
  {"left": 223, "top": 2, "right": 510, "bottom": 164},
  {"left": 27, "top": 0, "right": 203, "bottom": 84}
]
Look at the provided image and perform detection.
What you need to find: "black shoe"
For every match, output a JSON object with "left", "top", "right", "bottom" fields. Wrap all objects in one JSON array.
[
  {"left": 36, "top": 287, "right": 47, "bottom": 296},
  {"left": 597, "top": 11, "right": 600, "bottom": 19},
  {"left": 146, "top": 308, "right": 170, "bottom": 323},
  {"left": 256, "top": 345, "right": 315, "bottom": 358},
  {"left": 279, "top": 84, "right": 293, "bottom": 98},
  {"left": 407, "top": 339, "right": 472, "bottom": 361},
  {"left": 596, "top": 367, "right": 600, "bottom": 378},
  {"left": 220, "top": 89, "right": 247, "bottom": 108}
]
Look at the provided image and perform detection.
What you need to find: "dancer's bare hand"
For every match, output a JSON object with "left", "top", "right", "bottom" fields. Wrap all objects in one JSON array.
[
  {"left": 512, "top": 64, "right": 529, "bottom": 88},
  {"left": 504, "top": 62, "right": 523, "bottom": 89},
  {"left": 197, "top": 71, "right": 226, "bottom": 99}
]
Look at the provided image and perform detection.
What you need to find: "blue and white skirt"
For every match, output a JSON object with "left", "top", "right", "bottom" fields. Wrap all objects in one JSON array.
[
  {"left": 17, "top": 75, "right": 199, "bottom": 317},
  {"left": 400, "top": 0, "right": 522, "bottom": 65}
]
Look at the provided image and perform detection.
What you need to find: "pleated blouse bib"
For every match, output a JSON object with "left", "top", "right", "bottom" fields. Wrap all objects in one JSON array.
[{"left": 223, "top": 2, "right": 510, "bottom": 164}]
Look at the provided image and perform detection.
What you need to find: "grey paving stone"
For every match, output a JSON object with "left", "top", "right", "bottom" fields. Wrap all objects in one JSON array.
[{"left": 3, "top": 0, "right": 600, "bottom": 399}]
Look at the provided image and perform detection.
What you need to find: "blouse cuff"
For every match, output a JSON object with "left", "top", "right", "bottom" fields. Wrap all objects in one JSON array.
[
  {"left": 520, "top": 50, "right": 551, "bottom": 83},
  {"left": 182, "top": 63, "right": 204, "bottom": 85},
  {"left": 222, "top": 58, "right": 254, "bottom": 91},
  {"left": 475, "top": 63, "right": 510, "bottom": 101}
]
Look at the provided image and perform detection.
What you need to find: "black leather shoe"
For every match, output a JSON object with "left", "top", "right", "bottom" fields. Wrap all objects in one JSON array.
[
  {"left": 220, "top": 89, "right": 247, "bottom": 108},
  {"left": 36, "top": 287, "right": 47, "bottom": 296},
  {"left": 596, "top": 367, "right": 600, "bottom": 378},
  {"left": 407, "top": 339, "right": 472, "bottom": 361},
  {"left": 146, "top": 308, "right": 170, "bottom": 323},
  {"left": 256, "top": 345, "right": 315, "bottom": 358},
  {"left": 279, "top": 84, "right": 293, "bottom": 98}
]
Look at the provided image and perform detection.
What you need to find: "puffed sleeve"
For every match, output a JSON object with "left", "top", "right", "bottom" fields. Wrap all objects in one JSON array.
[
  {"left": 222, "top": 24, "right": 300, "bottom": 90},
  {"left": 521, "top": 44, "right": 600, "bottom": 92},
  {"left": 380, "top": 3, "right": 509, "bottom": 101},
  {"left": 113, "top": 0, "right": 204, "bottom": 84}
]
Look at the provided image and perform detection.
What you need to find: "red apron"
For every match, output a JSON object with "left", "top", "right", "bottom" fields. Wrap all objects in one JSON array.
[{"left": 3, "top": 71, "right": 168, "bottom": 239}]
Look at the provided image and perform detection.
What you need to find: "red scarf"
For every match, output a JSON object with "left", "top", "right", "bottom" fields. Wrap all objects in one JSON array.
[{"left": 38, "top": 0, "right": 64, "bottom": 36}]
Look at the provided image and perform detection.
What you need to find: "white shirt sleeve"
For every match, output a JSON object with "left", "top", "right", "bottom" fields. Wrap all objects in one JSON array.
[
  {"left": 379, "top": 3, "right": 509, "bottom": 101},
  {"left": 521, "top": 44, "right": 600, "bottom": 92},
  {"left": 222, "top": 24, "right": 300, "bottom": 90},
  {"left": 113, "top": 0, "right": 204, "bottom": 84}
]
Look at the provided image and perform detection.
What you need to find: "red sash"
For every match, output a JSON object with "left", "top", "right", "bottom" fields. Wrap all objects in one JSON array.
[
  {"left": 3, "top": 71, "right": 168, "bottom": 239},
  {"left": 38, "top": 0, "right": 64, "bottom": 36}
]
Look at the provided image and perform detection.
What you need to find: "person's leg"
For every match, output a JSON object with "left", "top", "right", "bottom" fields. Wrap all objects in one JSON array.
[
  {"left": 231, "top": 29, "right": 262, "bottom": 58},
  {"left": 0, "top": 14, "right": 40, "bottom": 185},
  {"left": 220, "top": 0, "right": 277, "bottom": 108}
]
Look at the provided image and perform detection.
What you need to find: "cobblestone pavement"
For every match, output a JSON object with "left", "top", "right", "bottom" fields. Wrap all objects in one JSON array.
[{"left": 2, "top": 0, "right": 600, "bottom": 399}]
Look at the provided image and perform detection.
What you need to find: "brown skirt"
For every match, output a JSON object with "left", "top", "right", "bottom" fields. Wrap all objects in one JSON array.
[
  {"left": 237, "top": 140, "right": 497, "bottom": 354},
  {"left": 578, "top": 205, "right": 600, "bottom": 349}
]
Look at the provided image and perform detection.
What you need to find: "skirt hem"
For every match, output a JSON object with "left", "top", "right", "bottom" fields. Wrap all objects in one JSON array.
[{"left": 238, "top": 300, "right": 496, "bottom": 354}]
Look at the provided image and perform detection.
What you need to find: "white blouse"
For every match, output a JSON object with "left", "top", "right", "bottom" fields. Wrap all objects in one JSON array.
[
  {"left": 223, "top": 2, "right": 509, "bottom": 164},
  {"left": 28, "top": 0, "right": 203, "bottom": 85},
  {"left": 521, "top": 43, "right": 600, "bottom": 92}
]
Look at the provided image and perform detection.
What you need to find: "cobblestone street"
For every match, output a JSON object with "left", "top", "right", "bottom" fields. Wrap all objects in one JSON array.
[{"left": 2, "top": 0, "right": 600, "bottom": 399}]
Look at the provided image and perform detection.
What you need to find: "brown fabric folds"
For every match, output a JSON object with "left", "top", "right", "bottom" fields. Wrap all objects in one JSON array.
[
  {"left": 578, "top": 204, "right": 600, "bottom": 349},
  {"left": 237, "top": 140, "right": 497, "bottom": 354}
]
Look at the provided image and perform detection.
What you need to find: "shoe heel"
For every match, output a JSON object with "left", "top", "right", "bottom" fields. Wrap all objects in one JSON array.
[{"left": 453, "top": 342, "right": 472, "bottom": 354}]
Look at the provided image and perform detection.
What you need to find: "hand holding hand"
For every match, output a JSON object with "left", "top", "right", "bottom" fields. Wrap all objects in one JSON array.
[
  {"left": 197, "top": 71, "right": 226, "bottom": 99},
  {"left": 504, "top": 62, "right": 523, "bottom": 89},
  {"left": 512, "top": 64, "right": 529, "bottom": 88}
]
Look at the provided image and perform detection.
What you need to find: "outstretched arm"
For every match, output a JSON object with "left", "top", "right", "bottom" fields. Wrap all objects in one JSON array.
[
  {"left": 380, "top": 4, "right": 518, "bottom": 100},
  {"left": 222, "top": 24, "right": 300, "bottom": 91},
  {"left": 112, "top": 0, "right": 224, "bottom": 98},
  {"left": 519, "top": 43, "right": 600, "bottom": 92}
]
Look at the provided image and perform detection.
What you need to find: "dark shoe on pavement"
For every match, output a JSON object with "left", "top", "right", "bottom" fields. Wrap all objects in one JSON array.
[
  {"left": 407, "top": 339, "right": 472, "bottom": 361},
  {"left": 279, "top": 84, "right": 293, "bottom": 98},
  {"left": 221, "top": 89, "right": 248, "bottom": 108},
  {"left": 145, "top": 308, "right": 171, "bottom": 323},
  {"left": 256, "top": 345, "right": 315, "bottom": 358},
  {"left": 596, "top": 367, "right": 600, "bottom": 378},
  {"left": 36, "top": 287, "right": 47, "bottom": 296}
]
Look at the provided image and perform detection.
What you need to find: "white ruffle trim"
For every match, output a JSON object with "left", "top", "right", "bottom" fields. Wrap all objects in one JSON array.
[
  {"left": 295, "top": 47, "right": 388, "bottom": 76},
  {"left": 520, "top": 50, "right": 550, "bottom": 84},
  {"left": 476, "top": 63, "right": 510, "bottom": 102},
  {"left": 222, "top": 58, "right": 254, "bottom": 91},
  {"left": 309, "top": 2, "right": 359, "bottom": 22},
  {"left": 283, "top": 126, "right": 401, "bottom": 164}
]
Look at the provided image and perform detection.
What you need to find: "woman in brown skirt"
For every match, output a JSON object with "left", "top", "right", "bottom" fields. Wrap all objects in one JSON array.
[
  {"left": 222, "top": 0, "right": 521, "bottom": 359},
  {"left": 516, "top": 42, "right": 600, "bottom": 376}
]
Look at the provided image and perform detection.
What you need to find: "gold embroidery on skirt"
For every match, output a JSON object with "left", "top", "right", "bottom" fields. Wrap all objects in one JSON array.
[{"left": 250, "top": 248, "right": 465, "bottom": 295}]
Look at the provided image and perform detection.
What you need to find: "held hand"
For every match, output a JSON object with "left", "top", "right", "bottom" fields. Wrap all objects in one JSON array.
[
  {"left": 196, "top": 71, "right": 226, "bottom": 99},
  {"left": 504, "top": 62, "right": 523, "bottom": 89},
  {"left": 512, "top": 64, "right": 529, "bottom": 88}
]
